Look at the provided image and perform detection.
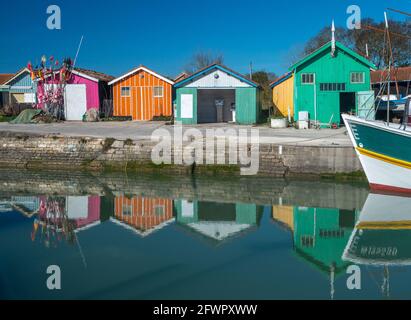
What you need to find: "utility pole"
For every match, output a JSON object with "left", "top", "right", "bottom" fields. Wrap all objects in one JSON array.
[
  {"left": 331, "top": 20, "right": 336, "bottom": 57},
  {"left": 249, "top": 61, "right": 253, "bottom": 80}
]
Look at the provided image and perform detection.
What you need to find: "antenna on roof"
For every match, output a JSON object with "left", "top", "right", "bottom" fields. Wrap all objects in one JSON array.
[
  {"left": 73, "top": 35, "right": 84, "bottom": 68},
  {"left": 331, "top": 20, "right": 336, "bottom": 57}
]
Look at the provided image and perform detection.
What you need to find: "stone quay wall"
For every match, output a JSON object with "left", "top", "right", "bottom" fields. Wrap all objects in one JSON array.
[{"left": 0, "top": 131, "right": 362, "bottom": 177}]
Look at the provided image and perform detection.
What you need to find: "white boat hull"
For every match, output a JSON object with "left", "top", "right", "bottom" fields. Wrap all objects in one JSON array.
[{"left": 342, "top": 114, "right": 411, "bottom": 194}]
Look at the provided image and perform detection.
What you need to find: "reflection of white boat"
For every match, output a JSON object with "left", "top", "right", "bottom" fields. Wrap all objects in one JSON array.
[{"left": 343, "top": 193, "right": 411, "bottom": 266}]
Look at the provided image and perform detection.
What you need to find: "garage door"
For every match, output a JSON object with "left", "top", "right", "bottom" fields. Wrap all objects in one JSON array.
[
  {"left": 197, "top": 89, "right": 235, "bottom": 123},
  {"left": 64, "top": 84, "right": 87, "bottom": 121}
]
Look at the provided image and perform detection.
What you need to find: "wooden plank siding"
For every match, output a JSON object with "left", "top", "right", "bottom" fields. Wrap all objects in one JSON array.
[
  {"left": 114, "top": 196, "right": 174, "bottom": 232},
  {"left": 272, "top": 74, "right": 294, "bottom": 118},
  {"left": 112, "top": 69, "right": 173, "bottom": 120}
]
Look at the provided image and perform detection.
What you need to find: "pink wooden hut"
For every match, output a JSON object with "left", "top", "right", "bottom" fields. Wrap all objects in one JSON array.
[{"left": 36, "top": 68, "right": 114, "bottom": 120}]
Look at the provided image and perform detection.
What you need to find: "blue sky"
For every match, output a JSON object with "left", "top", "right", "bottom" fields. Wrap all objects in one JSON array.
[{"left": 0, "top": 0, "right": 408, "bottom": 78}]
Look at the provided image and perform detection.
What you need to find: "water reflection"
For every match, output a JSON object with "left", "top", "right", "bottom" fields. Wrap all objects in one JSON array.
[
  {"left": 2, "top": 170, "right": 411, "bottom": 299},
  {"left": 112, "top": 196, "right": 174, "bottom": 237},
  {"left": 175, "top": 200, "right": 263, "bottom": 244},
  {"left": 343, "top": 193, "right": 411, "bottom": 298}
]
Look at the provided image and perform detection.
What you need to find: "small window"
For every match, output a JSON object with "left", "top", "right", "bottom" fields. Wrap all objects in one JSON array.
[
  {"left": 123, "top": 204, "right": 132, "bottom": 216},
  {"left": 301, "top": 73, "right": 315, "bottom": 84},
  {"left": 121, "top": 87, "right": 130, "bottom": 97},
  {"left": 153, "top": 86, "right": 163, "bottom": 98},
  {"left": 319, "top": 83, "right": 346, "bottom": 91},
  {"left": 351, "top": 72, "right": 364, "bottom": 83},
  {"left": 154, "top": 205, "right": 165, "bottom": 216}
]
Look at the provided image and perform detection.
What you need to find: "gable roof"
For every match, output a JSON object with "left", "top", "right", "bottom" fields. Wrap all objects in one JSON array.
[
  {"left": 3, "top": 68, "right": 30, "bottom": 85},
  {"left": 73, "top": 68, "right": 114, "bottom": 82},
  {"left": 174, "top": 72, "right": 189, "bottom": 82},
  {"left": 0, "top": 73, "right": 14, "bottom": 85},
  {"left": 108, "top": 65, "right": 174, "bottom": 86},
  {"left": 31, "top": 67, "right": 114, "bottom": 83},
  {"left": 371, "top": 66, "right": 411, "bottom": 83},
  {"left": 289, "top": 41, "right": 376, "bottom": 71},
  {"left": 270, "top": 71, "right": 293, "bottom": 88},
  {"left": 174, "top": 63, "right": 261, "bottom": 88}
]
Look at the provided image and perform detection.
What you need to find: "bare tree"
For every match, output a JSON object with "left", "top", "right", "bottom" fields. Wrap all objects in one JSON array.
[
  {"left": 352, "top": 18, "right": 410, "bottom": 68},
  {"left": 184, "top": 52, "right": 224, "bottom": 74}
]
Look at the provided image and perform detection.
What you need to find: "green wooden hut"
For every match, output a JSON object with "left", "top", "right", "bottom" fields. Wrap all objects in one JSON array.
[
  {"left": 285, "top": 41, "right": 376, "bottom": 125},
  {"left": 174, "top": 199, "right": 263, "bottom": 244},
  {"left": 174, "top": 64, "right": 262, "bottom": 124}
]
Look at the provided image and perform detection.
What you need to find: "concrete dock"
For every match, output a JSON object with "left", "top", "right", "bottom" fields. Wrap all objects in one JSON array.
[{"left": 0, "top": 121, "right": 351, "bottom": 146}]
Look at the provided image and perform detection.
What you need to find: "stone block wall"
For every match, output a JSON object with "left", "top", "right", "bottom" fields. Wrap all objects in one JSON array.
[{"left": 0, "top": 131, "right": 362, "bottom": 177}]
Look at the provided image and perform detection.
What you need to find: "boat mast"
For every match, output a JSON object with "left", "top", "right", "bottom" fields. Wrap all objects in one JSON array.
[
  {"left": 330, "top": 263, "right": 335, "bottom": 300},
  {"left": 384, "top": 12, "right": 391, "bottom": 125},
  {"left": 381, "top": 265, "right": 390, "bottom": 298}
]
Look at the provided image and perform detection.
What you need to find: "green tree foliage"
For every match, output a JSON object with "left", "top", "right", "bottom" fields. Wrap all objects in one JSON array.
[{"left": 247, "top": 70, "right": 277, "bottom": 110}]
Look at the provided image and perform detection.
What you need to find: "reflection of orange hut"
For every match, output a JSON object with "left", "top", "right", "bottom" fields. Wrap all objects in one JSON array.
[{"left": 111, "top": 195, "right": 174, "bottom": 237}]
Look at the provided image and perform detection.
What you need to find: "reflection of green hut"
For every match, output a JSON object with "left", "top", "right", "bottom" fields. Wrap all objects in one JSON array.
[
  {"left": 175, "top": 199, "right": 263, "bottom": 244},
  {"left": 294, "top": 206, "right": 357, "bottom": 274},
  {"left": 293, "top": 206, "right": 358, "bottom": 298}
]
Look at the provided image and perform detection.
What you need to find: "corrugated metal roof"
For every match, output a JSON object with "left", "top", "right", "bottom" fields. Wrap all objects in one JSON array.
[
  {"left": 371, "top": 66, "right": 411, "bottom": 83},
  {"left": 74, "top": 67, "right": 114, "bottom": 82},
  {"left": 0, "top": 73, "right": 15, "bottom": 85}
]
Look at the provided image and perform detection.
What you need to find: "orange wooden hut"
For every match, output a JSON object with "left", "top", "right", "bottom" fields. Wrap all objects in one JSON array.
[
  {"left": 108, "top": 66, "right": 174, "bottom": 120},
  {"left": 112, "top": 195, "right": 174, "bottom": 236}
]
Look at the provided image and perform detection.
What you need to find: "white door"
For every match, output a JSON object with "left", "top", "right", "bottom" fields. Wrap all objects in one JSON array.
[
  {"left": 181, "top": 200, "right": 194, "bottom": 218},
  {"left": 64, "top": 84, "right": 87, "bottom": 120},
  {"left": 181, "top": 94, "right": 193, "bottom": 118}
]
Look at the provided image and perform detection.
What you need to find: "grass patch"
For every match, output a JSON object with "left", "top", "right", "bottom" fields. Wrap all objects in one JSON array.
[
  {"left": 100, "top": 116, "right": 132, "bottom": 122},
  {"left": 193, "top": 164, "right": 240, "bottom": 176},
  {"left": 152, "top": 115, "right": 173, "bottom": 121},
  {"left": 0, "top": 115, "right": 16, "bottom": 122},
  {"left": 320, "top": 170, "right": 367, "bottom": 181}
]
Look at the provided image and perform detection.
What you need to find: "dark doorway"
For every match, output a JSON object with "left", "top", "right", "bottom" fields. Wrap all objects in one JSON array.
[
  {"left": 197, "top": 89, "right": 235, "bottom": 123},
  {"left": 339, "top": 209, "right": 356, "bottom": 228},
  {"left": 197, "top": 201, "right": 236, "bottom": 221},
  {"left": 339, "top": 92, "right": 356, "bottom": 123}
]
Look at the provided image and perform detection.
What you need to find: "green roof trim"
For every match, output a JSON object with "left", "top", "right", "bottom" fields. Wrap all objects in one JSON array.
[
  {"left": 0, "top": 85, "right": 10, "bottom": 92},
  {"left": 289, "top": 41, "right": 376, "bottom": 71}
]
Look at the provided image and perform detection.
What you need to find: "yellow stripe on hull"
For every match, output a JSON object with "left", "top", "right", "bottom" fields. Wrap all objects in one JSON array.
[
  {"left": 357, "top": 221, "right": 411, "bottom": 230},
  {"left": 356, "top": 147, "right": 411, "bottom": 170}
]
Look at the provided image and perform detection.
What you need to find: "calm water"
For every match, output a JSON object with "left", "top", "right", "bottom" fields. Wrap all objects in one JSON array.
[{"left": 1, "top": 170, "right": 411, "bottom": 300}]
